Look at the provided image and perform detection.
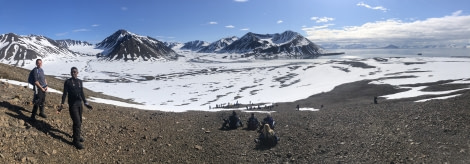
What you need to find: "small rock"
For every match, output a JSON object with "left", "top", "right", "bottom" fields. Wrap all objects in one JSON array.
[
  {"left": 0, "top": 153, "right": 4, "bottom": 158},
  {"left": 52, "top": 150, "right": 57, "bottom": 155},
  {"left": 205, "top": 131, "right": 211, "bottom": 133},
  {"left": 194, "top": 145, "right": 202, "bottom": 150},
  {"left": 43, "top": 150, "right": 50, "bottom": 156}
]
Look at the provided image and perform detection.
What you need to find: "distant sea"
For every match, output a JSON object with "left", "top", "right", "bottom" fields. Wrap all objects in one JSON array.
[{"left": 320, "top": 48, "right": 470, "bottom": 59}]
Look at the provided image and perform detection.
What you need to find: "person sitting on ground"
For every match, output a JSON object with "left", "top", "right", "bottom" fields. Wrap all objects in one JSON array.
[
  {"left": 255, "top": 124, "right": 279, "bottom": 146},
  {"left": 247, "top": 113, "right": 260, "bottom": 130},
  {"left": 221, "top": 111, "right": 243, "bottom": 130},
  {"left": 262, "top": 114, "right": 275, "bottom": 129}
]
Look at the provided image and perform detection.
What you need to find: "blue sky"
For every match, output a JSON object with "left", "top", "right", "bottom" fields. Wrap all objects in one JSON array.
[{"left": 1, "top": 0, "right": 469, "bottom": 45}]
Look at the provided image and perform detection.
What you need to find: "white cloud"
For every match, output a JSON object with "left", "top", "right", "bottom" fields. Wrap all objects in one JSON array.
[
  {"left": 225, "top": 25, "right": 235, "bottom": 28},
  {"left": 91, "top": 24, "right": 100, "bottom": 27},
  {"left": 55, "top": 32, "right": 68, "bottom": 36},
  {"left": 121, "top": 7, "right": 128, "bottom": 11},
  {"left": 302, "top": 11, "right": 470, "bottom": 45},
  {"left": 209, "top": 21, "right": 218, "bottom": 25},
  {"left": 277, "top": 20, "right": 283, "bottom": 24},
  {"left": 311, "top": 17, "right": 335, "bottom": 23},
  {"left": 234, "top": 0, "right": 248, "bottom": 2},
  {"left": 357, "top": 2, "right": 388, "bottom": 12},
  {"left": 240, "top": 28, "right": 250, "bottom": 31},
  {"left": 73, "top": 29, "right": 89, "bottom": 32}
]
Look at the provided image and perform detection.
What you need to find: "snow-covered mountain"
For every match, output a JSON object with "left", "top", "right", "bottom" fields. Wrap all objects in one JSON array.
[
  {"left": 180, "top": 40, "right": 209, "bottom": 51},
  {"left": 164, "top": 42, "right": 184, "bottom": 49},
  {"left": 56, "top": 39, "right": 93, "bottom": 48},
  {"left": 198, "top": 36, "right": 238, "bottom": 53},
  {"left": 218, "top": 31, "right": 323, "bottom": 58},
  {"left": 95, "top": 29, "right": 178, "bottom": 61},
  {"left": 0, "top": 33, "right": 78, "bottom": 65},
  {"left": 55, "top": 39, "right": 101, "bottom": 55}
]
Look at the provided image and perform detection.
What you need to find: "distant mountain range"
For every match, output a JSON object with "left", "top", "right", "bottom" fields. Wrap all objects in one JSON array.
[
  {"left": 320, "top": 43, "right": 470, "bottom": 49},
  {"left": 2, "top": 29, "right": 466, "bottom": 64}
]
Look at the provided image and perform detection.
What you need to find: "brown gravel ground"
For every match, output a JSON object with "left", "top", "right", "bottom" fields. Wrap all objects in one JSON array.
[{"left": 1, "top": 63, "right": 470, "bottom": 163}]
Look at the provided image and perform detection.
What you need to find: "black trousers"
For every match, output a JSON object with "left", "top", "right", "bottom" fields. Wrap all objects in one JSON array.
[
  {"left": 31, "top": 88, "right": 46, "bottom": 117},
  {"left": 69, "top": 101, "right": 83, "bottom": 142}
]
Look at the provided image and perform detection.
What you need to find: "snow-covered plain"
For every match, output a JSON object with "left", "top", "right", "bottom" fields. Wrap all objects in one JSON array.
[{"left": 4, "top": 51, "right": 470, "bottom": 112}]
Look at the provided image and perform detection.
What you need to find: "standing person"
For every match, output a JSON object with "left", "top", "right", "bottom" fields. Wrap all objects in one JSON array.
[
  {"left": 57, "top": 67, "right": 93, "bottom": 149},
  {"left": 30, "top": 59, "right": 48, "bottom": 120}
]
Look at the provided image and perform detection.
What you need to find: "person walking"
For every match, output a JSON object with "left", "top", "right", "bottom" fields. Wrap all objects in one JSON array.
[
  {"left": 30, "top": 59, "right": 48, "bottom": 120},
  {"left": 57, "top": 67, "right": 93, "bottom": 149}
]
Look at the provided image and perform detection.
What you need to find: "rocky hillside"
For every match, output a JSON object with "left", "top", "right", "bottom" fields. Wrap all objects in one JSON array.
[{"left": 1, "top": 62, "right": 469, "bottom": 163}]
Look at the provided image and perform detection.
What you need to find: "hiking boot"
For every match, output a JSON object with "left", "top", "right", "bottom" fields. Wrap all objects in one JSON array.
[
  {"left": 39, "top": 112, "right": 47, "bottom": 118},
  {"left": 79, "top": 136, "right": 85, "bottom": 142},
  {"left": 74, "top": 142, "right": 84, "bottom": 149}
]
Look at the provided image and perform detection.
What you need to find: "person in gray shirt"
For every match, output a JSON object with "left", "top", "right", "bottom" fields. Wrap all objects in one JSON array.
[{"left": 30, "top": 59, "right": 48, "bottom": 120}]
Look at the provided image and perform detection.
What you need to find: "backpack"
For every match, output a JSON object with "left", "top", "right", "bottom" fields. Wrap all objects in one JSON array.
[{"left": 28, "top": 68, "right": 38, "bottom": 86}]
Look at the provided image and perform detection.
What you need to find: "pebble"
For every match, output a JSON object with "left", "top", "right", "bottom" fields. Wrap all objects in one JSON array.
[{"left": 194, "top": 145, "right": 202, "bottom": 150}]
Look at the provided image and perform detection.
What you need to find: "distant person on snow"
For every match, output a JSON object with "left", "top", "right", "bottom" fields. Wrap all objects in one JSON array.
[
  {"left": 246, "top": 113, "right": 260, "bottom": 130},
  {"left": 57, "top": 67, "right": 93, "bottom": 150},
  {"left": 221, "top": 111, "right": 243, "bottom": 130},
  {"left": 30, "top": 59, "right": 48, "bottom": 121}
]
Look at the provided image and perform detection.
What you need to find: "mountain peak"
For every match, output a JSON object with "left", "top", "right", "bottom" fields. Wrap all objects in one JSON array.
[
  {"left": 219, "top": 31, "right": 322, "bottom": 57},
  {"left": 95, "top": 30, "right": 178, "bottom": 61}
]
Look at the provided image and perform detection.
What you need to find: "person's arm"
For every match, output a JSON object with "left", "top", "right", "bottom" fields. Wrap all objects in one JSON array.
[
  {"left": 44, "top": 77, "right": 48, "bottom": 91},
  {"left": 58, "top": 81, "right": 68, "bottom": 113}
]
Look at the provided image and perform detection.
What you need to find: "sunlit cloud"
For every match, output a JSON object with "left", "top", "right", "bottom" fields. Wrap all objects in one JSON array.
[
  {"left": 311, "top": 17, "right": 335, "bottom": 23},
  {"left": 302, "top": 10, "right": 470, "bottom": 45},
  {"left": 356, "top": 2, "right": 388, "bottom": 12},
  {"left": 234, "top": 0, "right": 248, "bottom": 2},
  {"left": 121, "top": 7, "right": 128, "bottom": 11},
  {"left": 91, "top": 24, "right": 100, "bottom": 27},
  {"left": 209, "top": 21, "right": 218, "bottom": 25},
  {"left": 240, "top": 28, "right": 250, "bottom": 31},
  {"left": 277, "top": 20, "right": 283, "bottom": 24},
  {"left": 225, "top": 25, "right": 235, "bottom": 28},
  {"left": 73, "top": 29, "right": 90, "bottom": 32}
]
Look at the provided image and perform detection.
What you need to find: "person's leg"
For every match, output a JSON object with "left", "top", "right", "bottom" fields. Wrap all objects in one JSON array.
[
  {"left": 69, "top": 104, "right": 83, "bottom": 149},
  {"left": 30, "top": 88, "right": 38, "bottom": 119},
  {"left": 78, "top": 105, "right": 84, "bottom": 142},
  {"left": 38, "top": 89, "right": 47, "bottom": 118}
]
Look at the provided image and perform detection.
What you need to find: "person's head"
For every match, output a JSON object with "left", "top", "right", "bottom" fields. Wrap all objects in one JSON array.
[
  {"left": 262, "top": 124, "right": 273, "bottom": 138},
  {"left": 232, "top": 111, "right": 236, "bottom": 116},
  {"left": 251, "top": 113, "right": 255, "bottom": 117},
  {"left": 70, "top": 67, "right": 78, "bottom": 79},
  {"left": 36, "top": 59, "right": 42, "bottom": 68}
]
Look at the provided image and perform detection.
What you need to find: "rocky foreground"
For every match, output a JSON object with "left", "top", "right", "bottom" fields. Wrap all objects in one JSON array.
[{"left": 0, "top": 63, "right": 470, "bottom": 163}]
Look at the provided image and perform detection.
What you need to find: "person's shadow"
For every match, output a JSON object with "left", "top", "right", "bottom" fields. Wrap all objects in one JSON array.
[{"left": 1, "top": 101, "right": 73, "bottom": 146}]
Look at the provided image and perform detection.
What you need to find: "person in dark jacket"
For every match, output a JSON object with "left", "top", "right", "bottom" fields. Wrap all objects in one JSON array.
[
  {"left": 221, "top": 111, "right": 243, "bottom": 130},
  {"left": 262, "top": 114, "right": 275, "bottom": 129},
  {"left": 57, "top": 67, "right": 93, "bottom": 149},
  {"left": 247, "top": 113, "right": 260, "bottom": 130}
]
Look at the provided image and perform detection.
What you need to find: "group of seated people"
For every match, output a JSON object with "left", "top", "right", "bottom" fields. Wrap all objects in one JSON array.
[{"left": 221, "top": 111, "right": 280, "bottom": 146}]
